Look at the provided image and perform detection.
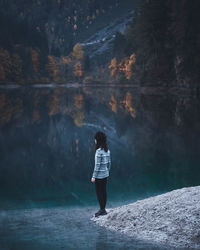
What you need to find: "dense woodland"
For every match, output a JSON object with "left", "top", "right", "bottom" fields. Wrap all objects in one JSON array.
[
  {"left": 0, "top": 0, "right": 199, "bottom": 87},
  {"left": 0, "top": 0, "right": 122, "bottom": 83},
  {"left": 111, "top": 0, "right": 200, "bottom": 86}
]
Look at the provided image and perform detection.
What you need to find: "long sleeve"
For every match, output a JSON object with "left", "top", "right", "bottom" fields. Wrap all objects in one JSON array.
[
  {"left": 108, "top": 152, "right": 111, "bottom": 171},
  {"left": 92, "top": 150, "right": 102, "bottom": 178}
]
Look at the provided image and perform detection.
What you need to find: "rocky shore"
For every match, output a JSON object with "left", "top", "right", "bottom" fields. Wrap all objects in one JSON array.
[{"left": 91, "top": 186, "right": 200, "bottom": 249}]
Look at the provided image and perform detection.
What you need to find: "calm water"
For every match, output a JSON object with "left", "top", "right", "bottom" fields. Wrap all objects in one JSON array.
[{"left": 0, "top": 85, "right": 199, "bottom": 249}]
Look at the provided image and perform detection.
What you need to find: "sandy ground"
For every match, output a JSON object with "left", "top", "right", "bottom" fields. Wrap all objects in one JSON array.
[{"left": 91, "top": 185, "right": 200, "bottom": 249}]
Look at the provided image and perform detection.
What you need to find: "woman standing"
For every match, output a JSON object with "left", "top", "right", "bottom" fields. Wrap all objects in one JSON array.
[{"left": 91, "top": 131, "right": 111, "bottom": 217}]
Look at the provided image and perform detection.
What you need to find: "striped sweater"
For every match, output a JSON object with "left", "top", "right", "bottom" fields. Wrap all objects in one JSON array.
[{"left": 92, "top": 148, "right": 111, "bottom": 179}]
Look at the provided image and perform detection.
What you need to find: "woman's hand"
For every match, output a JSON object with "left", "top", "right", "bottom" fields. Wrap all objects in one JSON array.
[{"left": 91, "top": 177, "right": 95, "bottom": 183}]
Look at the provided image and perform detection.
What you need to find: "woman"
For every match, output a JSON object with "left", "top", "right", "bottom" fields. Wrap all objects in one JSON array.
[{"left": 91, "top": 131, "right": 111, "bottom": 217}]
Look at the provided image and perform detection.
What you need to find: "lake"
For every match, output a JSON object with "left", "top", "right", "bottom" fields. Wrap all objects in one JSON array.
[{"left": 0, "top": 84, "right": 199, "bottom": 249}]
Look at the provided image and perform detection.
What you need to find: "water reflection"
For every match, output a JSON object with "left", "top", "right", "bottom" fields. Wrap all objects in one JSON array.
[{"left": 0, "top": 86, "right": 200, "bottom": 207}]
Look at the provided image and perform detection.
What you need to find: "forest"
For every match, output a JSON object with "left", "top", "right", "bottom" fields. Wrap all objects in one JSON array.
[
  {"left": 0, "top": 0, "right": 199, "bottom": 87},
  {"left": 111, "top": 0, "right": 200, "bottom": 87}
]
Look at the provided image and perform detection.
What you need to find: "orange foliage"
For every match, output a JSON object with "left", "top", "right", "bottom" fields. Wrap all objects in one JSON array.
[
  {"left": 108, "top": 57, "right": 118, "bottom": 77},
  {"left": 61, "top": 56, "right": 71, "bottom": 65},
  {"left": 124, "top": 92, "right": 136, "bottom": 118},
  {"left": 47, "top": 94, "right": 60, "bottom": 116},
  {"left": 46, "top": 55, "right": 59, "bottom": 81},
  {"left": 74, "top": 61, "right": 83, "bottom": 77},
  {"left": 73, "top": 112, "right": 84, "bottom": 127},
  {"left": 125, "top": 53, "right": 136, "bottom": 80},
  {"left": 109, "top": 95, "right": 117, "bottom": 113},
  {"left": 74, "top": 94, "right": 84, "bottom": 109},
  {"left": 109, "top": 53, "right": 136, "bottom": 80}
]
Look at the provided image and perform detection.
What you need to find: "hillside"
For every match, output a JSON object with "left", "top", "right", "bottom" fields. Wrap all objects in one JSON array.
[
  {"left": 0, "top": 0, "right": 138, "bottom": 84},
  {"left": 0, "top": 0, "right": 199, "bottom": 88}
]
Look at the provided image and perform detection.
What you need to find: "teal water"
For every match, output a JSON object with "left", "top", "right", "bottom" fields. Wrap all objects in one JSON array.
[
  {"left": 0, "top": 85, "right": 199, "bottom": 249},
  {"left": 0, "top": 206, "right": 172, "bottom": 250}
]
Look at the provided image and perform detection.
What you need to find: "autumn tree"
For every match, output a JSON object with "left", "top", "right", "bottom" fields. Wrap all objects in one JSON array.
[
  {"left": 74, "top": 61, "right": 83, "bottom": 78},
  {"left": 46, "top": 55, "right": 59, "bottom": 82},
  {"left": 72, "top": 43, "right": 84, "bottom": 60},
  {"left": 109, "top": 57, "right": 118, "bottom": 77},
  {"left": 125, "top": 53, "right": 136, "bottom": 80}
]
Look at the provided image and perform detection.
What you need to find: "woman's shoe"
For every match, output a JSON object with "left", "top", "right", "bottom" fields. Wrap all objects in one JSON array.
[
  {"left": 95, "top": 209, "right": 108, "bottom": 217},
  {"left": 95, "top": 209, "right": 102, "bottom": 217},
  {"left": 100, "top": 209, "right": 107, "bottom": 215}
]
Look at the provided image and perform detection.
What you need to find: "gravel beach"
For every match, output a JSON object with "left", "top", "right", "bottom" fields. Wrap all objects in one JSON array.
[{"left": 91, "top": 186, "right": 200, "bottom": 249}]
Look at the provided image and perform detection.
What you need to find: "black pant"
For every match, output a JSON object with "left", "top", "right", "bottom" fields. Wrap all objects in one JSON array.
[{"left": 95, "top": 177, "right": 107, "bottom": 210}]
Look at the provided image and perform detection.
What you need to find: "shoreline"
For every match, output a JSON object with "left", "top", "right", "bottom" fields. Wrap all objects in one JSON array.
[
  {"left": 90, "top": 185, "right": 200, "bottom": 249},
  {"left": 0, "top": 83, "right": 199, "bottom": 96}
]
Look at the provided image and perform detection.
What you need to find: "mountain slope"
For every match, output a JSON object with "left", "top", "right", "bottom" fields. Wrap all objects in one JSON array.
[{"left": 81, "top": 10, "right": 135, "bottom": 61}]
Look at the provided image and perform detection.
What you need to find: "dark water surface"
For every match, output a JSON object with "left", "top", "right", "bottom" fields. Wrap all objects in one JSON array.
[
  {"left": 0, "top": 206, "right": 172, "bottom": 250},
  {"left": 0, "top": 85, "right": 200, "bottom": 249}
]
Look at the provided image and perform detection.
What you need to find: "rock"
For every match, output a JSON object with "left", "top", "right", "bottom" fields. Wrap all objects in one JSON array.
[{"left": 90, "top": 185, "right": 200, "bottom": 249}]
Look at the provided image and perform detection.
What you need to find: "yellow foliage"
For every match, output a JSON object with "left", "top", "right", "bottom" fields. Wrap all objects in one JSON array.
[
  {"left": 72, "top": 43, "right": 84, "bottom": 60},
  {"left": 73, "top": 112, "right": 84, "bottom": 127}
]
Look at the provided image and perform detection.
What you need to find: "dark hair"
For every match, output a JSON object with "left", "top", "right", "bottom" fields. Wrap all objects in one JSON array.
[{"left": 94, "top": 131, "right": 108, "bottom": 152}]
